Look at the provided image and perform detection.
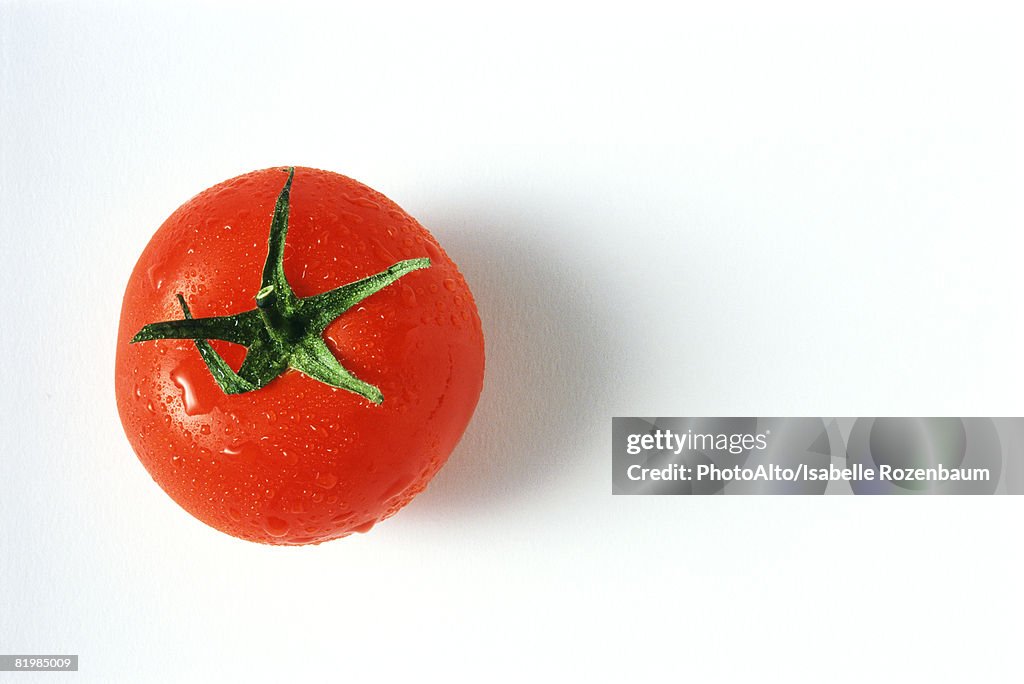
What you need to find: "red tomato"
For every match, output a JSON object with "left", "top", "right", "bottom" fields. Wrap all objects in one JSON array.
[{"left": 115, "top": 166, "right": 485, "bottom": 544}]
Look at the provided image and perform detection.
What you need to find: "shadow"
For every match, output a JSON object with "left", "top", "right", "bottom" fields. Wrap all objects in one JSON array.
[{"left": 406, "top": 201, "right": 617, "bottom": 518}]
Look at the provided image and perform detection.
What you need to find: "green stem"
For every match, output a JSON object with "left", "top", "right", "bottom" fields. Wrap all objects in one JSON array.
[{"left": 129, "top": 166, "right": 431, "bottom": 404}]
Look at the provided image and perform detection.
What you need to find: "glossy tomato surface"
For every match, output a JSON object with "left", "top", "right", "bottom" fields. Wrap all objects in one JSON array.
[{"left": 115, "top": 167, "right": 484, "bottom": 544}]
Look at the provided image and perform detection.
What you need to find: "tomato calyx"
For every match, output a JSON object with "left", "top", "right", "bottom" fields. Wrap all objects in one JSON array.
[{"left": 130, "top": 167, "right": 430, "bottom": 404}]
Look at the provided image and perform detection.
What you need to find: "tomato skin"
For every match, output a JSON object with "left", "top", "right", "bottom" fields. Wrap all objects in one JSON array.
[{"left": 115, "top": 167, "right": 484, "bottom": 544}]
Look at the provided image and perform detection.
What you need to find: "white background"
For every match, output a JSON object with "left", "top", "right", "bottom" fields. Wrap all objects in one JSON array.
[{"left": 1, "top": 1, "right": 1022, "bottom": 682}]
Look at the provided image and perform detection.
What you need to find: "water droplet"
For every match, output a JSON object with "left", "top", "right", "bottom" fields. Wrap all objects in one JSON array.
[
  {"left": 352, "top": 519, "right": 376, "bottom": 534},
  {"left": 314, "top": 472, "right": 338, "bottom": 490},
  {"left": 424, "top": 240, "right": 442, "bottom": 262},
  {"left": 170, "top": 361, "right": 219, "bottom": 416},
  {"left": 400, "top": 284, "right": 417, "bottom": 308},
  {"left": 221, "top": 440, "right": 262, "bottom": 462},
  {"left": 146, "top": 262, "right": 166, "bottom": 291},
  {"left": 262, "top": 516, "right": 290, "bottom": 537},
  {"left": 384, "top": 475, "right": 414, "bottom": 500},
  {"left": 345, "top": 194, "right": 380, "bottom": 211}
]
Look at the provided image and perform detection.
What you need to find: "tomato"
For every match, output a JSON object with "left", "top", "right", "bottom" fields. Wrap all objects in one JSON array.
[{"left": 115, "top": 166, "right": 485, "bottom": 544}]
